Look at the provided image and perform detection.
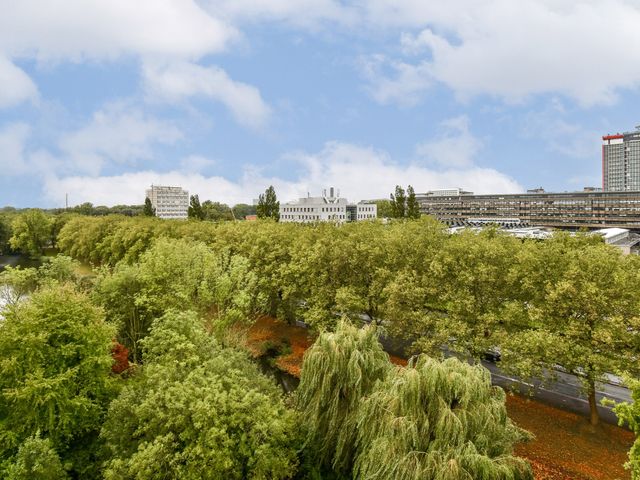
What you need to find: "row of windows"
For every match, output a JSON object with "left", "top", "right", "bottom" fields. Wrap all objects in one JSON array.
[{"left": 282, "top": 206, "right": 345, "bottom": 213}]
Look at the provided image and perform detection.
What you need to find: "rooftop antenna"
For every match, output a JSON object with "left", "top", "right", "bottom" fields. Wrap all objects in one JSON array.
[{"left": 65, "top": 193, "right": 68, "bottom": 210}]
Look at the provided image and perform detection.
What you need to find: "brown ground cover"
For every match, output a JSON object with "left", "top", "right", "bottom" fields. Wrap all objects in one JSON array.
[{"left": 245, "top": 316, "right": 634, "bottom": 480}]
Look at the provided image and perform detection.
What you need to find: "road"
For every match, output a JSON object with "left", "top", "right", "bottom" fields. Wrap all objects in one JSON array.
[
  {"left": 482, "top": 360, "right": 631, "bottom": 425},
  {"left": 379, "top": 335, "right": 631, "bottom": 425}
]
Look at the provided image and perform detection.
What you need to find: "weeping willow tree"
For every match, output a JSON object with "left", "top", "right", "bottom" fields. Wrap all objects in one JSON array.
[
  {"left": 354, "top": 355, "right": 533, "bottom": 480},
  {"left": 296, "top": 321, "right": 390, "bottom": 476}
]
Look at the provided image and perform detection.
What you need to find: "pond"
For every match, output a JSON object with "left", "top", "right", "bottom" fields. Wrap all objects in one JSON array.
[{"left": 0, "top": 255, "right": 42, "bottom": 272}]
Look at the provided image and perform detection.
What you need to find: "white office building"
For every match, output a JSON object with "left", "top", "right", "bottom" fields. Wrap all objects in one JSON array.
[
  {"left": 279, "top": 187, "right": 377, "bottom": 223},
  {"left": 145, "top": 185, "right": 189, "bottom": 219}
]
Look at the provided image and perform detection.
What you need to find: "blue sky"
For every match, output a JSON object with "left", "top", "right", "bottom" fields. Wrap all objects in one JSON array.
[{"left": 1, "top": 0, "right": 640, "bottom": 208}]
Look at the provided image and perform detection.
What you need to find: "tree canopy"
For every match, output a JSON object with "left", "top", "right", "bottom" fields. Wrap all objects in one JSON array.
[
  {"left": 0, "top": 285, "right": 116, "bottom": 477},
  {"left": 101, "top": 310, "right": 300, "bottom": 480},
  {"left": 257, "top": 185, "right": 280, "bottom": 221}
]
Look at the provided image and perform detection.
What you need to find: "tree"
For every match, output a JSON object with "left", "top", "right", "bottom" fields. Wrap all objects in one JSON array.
[
  {"left": 5, "top": 433, "right": 68, "bottom": 480},
  {"left": 0, "top": 215, "right": 13, "bottom": 254},
  {"left": 354, "top": 356, "right": 532, "bottom": 480},
  {"left": 188, "top": 194, "right": 204, "bottom": 220},
  {"left": 390, "top": 185, "right": 406, "bottom": 218},
  {"left": 232, "top": 203, "right": 257, "bottom": 219},
  {"left": 101, "top": 310, "right": 300, "bottom": 480},
  {"left": 0, "top": 285, "right": 116, "bottom": 477},
  {"left": 394, "top": 229, "right": 521, "bottom": 360},
  {"left": 374, "top": 199, "right": 394, "bottom": 219},
  {"left": 9, "top": 209, "right": 51, "bottom": 257},
  {"left": 611, "top": 377, "right": 640, "bottom": 479},
  {"left": 501, "top": 238, "right": 640, "bottom": 426},
  {"left": 406, "top": 185, "right": 421, "bottom": 219},
  {"left": 93, "top": 238, "right": 265, "bottom": 361},
  {"left": 202, "top": 200, "right": 234, "bottom": 221},
  {"left": 142, "top": 198, "right": 155, "bottom": 217},
  {"left": 256, "top": 186, "right": 280, "bottom": 221},
  {"left": 296, "top": 322, "right": 389, "bottom": 475}
]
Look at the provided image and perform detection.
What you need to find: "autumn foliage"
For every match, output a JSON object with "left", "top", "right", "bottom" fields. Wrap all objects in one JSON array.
[{"left": 111, "top": 341, "right": 130, "bottom": 374}]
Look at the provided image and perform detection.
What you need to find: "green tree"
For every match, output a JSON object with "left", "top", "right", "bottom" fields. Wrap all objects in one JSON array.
[
  {"left": 93, "top": 238, "right": 264, "bottom": 361},
  {"left": 256, "top": 185, "right": 280, "bottom": 221},
  {"left": 0, "top": 285, "right": 116, "bottom": 477},
  {"left": 101, "top": 310, "right": 300, "bottom": 479},
  {"left": 188, "top": 194, "right": 204, "bottom": 220},
  {"left": 232, "top": 203, "right": 257, "bottom": 219},
  {"left": 296, "top": 322, "right": 389, "bottom": 475},
  {"left": 0, "top": 215, "right": 13, "bottom": 254},
  {"left": 501, "top": 238, "right": 640, "bottom": 426},
  {"left": 142, "top": 198, "right": 155, "bottom": 217},
  {"left": 9, "top": 209, "right": 51, "bottom": 257},
  {"left": 5, "top": 434, "right": 68, "bottom": 480},
  {"left": 374, "top": 199, "right": 394, "bottom": 219},
  {"left": 390, "top": 185, "right": 406, "bottom": 218},
  {"left": 611, "top": 376, "right": 640, "bottom": 479},
  {"left": 49, "top": 214, "right": 71, "bottom": 249},
  {"left": 0, "top": 266, "right": 38, "bottom": 306},
  {"left": 354, "top": 356, "right": 532, "bottom": 480},
  {"left": 406, "top": 185, "right": 421, "bottom": 219},
  {"left": 202, "top": 200, "right": 234, "bottom": 221}
]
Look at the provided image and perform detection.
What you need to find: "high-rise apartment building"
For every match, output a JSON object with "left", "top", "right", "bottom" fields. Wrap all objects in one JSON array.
[
  {"left": 602, "top": 128, "right": 640, "bottom": 191},
  {"left": 145, "top": 185, "right": 189, "bottom": 219}
]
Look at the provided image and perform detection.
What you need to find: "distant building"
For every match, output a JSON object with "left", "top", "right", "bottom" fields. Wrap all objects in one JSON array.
[
  {"left": 593, "top": 228, "right": 640, "bottom": 255},
  {"left": 603, "top": 128, "right": 640, "bottom": 191},
  {"left": 245, "top": 215, "right": 258, "bottom": 221},
  {"left": 417, "top": 188, "right": 640, "bottom": 230},
  {"left": 279, "top": 187, "right": 377, "bottom": 223},
  {"left": 145, "top": 185, "right": 189, "bottom": 219},
  {"left": 423, "top": 188, "right": 474, "bottom": 197}
]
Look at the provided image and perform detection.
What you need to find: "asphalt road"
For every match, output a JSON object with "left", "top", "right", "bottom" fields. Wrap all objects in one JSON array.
[
  {"left": 379, "top": 335, "right": 631, "bottom": 425},
  {"left": 482, "top": 360, "right": 631, "bottom": 425}
]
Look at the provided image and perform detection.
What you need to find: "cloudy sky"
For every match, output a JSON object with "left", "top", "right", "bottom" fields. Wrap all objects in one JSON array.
[{"left": 1, "top": 0, "right": 640, "bottom": 207}]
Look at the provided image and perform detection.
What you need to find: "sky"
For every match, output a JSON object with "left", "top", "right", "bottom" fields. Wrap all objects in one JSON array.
[{"left": 2, "top": 0, "right": 640, "bottom": 208}]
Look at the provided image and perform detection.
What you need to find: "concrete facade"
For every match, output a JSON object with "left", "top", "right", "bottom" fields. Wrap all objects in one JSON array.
[
  {"left": 603, "top": 129, "right": 640, "bottom": 191},
  {"left": 279, "top": 187, "right": 377, "bottom": 223},
  {"left": 417, "top": 189, "right": 640, "bottom": 230},
  {"left": 145, "top": 185, "right": 189, "bottom": 219}
]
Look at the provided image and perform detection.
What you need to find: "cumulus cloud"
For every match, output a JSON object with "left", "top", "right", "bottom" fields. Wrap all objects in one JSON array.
[
  {"left": 0, "top": 56, "right": 38, "bottom": 108},
  {"left": 520, "top": 102, "right": 601, "bottom": 159},
  {"left": 143, "top": 61, "right": 271, "bottom": 129},
  {"left": 359, "top": 54, "right": 432, "bottom": 106},
  {"left": 361, "top": 0, "right": 640, "bottom": 106},
  {"left": 0, "top": 0, "right": 236, "bottom": 62},
  {"left": 0, "top": 123, "right": 30, "bottom": 175},
  {"left": 203, "top": 0, "right": 356, "bottom": 28},
  {"left": 42, "top": 141, "right": 522, "bottom": 207},
  {"left": 415, "top": 115, "right": 482, "bottom": 168},
  {"left": 58, "top": 102, "right": 183, "bottom": 175},
  {"left": 180, "top": 155, "right": 217, "bottom": 173}
]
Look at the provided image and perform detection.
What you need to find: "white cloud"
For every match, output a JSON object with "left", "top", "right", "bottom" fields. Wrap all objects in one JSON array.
[
  {"left": 58, "top": 102, "right": 183, "bottom": 175},
  {"left": 415, "top": 115, "right": 482, "bottom": 168},
  {"left": 360, "top": 0, "right": 640, "bottom": 106},
  {"left": 143, "top": 61, "right": 271, "bottom": 129},
  {"left": 43, "top": 141, "right": 521, "bottom": 207},
  {"left": 360, "top": 54, "right": 432, "bottom": 106},
  {"left": 520, "top": 101, "right": 601, "bottom": 159},
  {"left": 0, "top": 123, "right": 30, "bottom": 175},
  {"left": 0, "top": 56, "right": 37, "bottom": 108},
  {"left": 203, "top": 0, "right": 356, "bottom": 28},
  {"left": 180, "top": 155, "right": 216, "bottom": 173},
  {"left": 0, "top": 0, "right": 236, "bottom": 62}
]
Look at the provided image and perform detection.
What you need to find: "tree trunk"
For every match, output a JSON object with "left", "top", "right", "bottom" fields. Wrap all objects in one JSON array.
[{"left": 588, "top": 380, "right": 599, "bottom": 426}]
